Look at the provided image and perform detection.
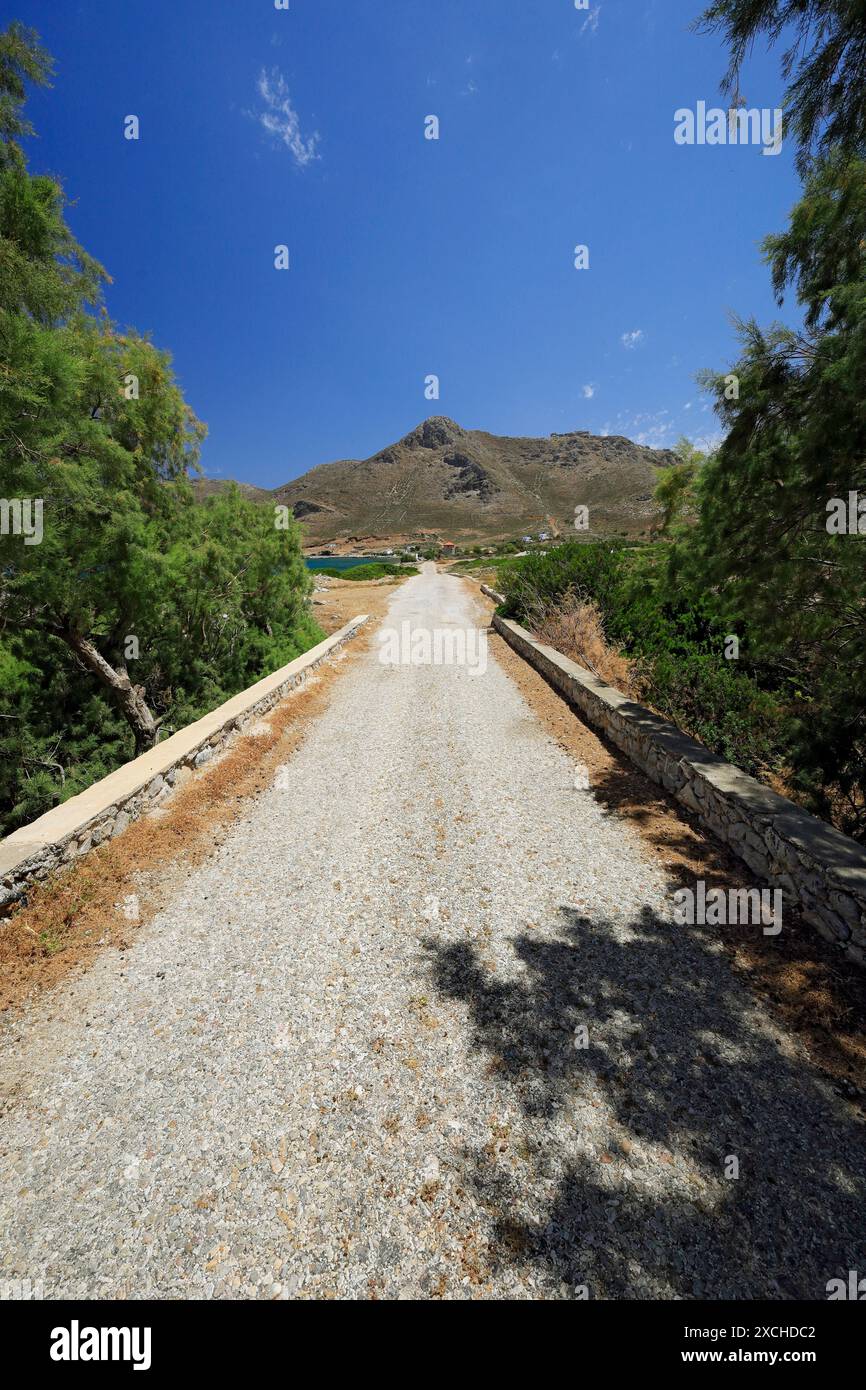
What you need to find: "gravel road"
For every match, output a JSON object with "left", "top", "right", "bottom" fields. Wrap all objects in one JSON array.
[{"left": 1, "top": 564, "right": 864, "bottom": 1300}]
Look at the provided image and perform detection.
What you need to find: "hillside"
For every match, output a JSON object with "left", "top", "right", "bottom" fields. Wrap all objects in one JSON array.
[{"left": 198, "top": 418, "right": 676, "bottom": 548}]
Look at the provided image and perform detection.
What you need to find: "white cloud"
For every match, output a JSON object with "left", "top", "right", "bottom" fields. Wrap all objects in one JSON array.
[
  {"left": 621, "top": 329, "right": 645, "bottom": 350},
  {"left": 253, "top": 68, "right": 320, "bottom": 168},
  {"left": 631, "top": 412, "right": 672, "bottom": 447},
  {"left": 691, "top": 430, "right": 725, "bottom": 454},
  {"left": 581, "top": 383, "right": 596, "bottom": 399},
  {"left": 634, "top": 425, "right": 671, "bottom": 447},
  {"left": 607, "top": 408, "right": 673, "bottom": 449}
]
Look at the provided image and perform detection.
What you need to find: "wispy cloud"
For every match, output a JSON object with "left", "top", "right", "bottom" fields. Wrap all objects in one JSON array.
[
  {"left": 580, "top": 5, "right": 602, "bottom": 37},
  {"left": 621, "top": 329, "right": 645, "bottom": 350},
  {"left": 634, "top": 423, "right": 671, "bottom": 447},
  {"left": 691, "top": 429, "right": 724, "bottom": 454},
  {"left": 252, "top": 68, "right": 320, "bottom": 168},
  {"left": 602, "top": 408, "right": 673, "bottom": 449},
  {"left": 627, "top": 410, "right": 671, "bottom": 447}
]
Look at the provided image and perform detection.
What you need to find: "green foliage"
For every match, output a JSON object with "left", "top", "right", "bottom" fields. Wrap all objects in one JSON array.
[
  {"left": 447, "top": 554, "right": 516, "bottom": 574},
  {"left": 695, "top": 0, "right": 866, "bottom": 172},
  {"left": 502, "top": 539, "right": 788, "bottom": 782},
  {"left": 0, "top": 20, "right": 52, "bottom": 169},
  {"left": 0, "top": 23, "right": 322, "bottom": 835},
  {"left": 653, "top": 438, "right": 704, "bottom": 536},
  {"left": 685, "top": 5, "right": 866, "bottom": 835},
  {"left": 639, "top": 650, "right": 785, "bottom": 775},
  {"left": 689, "top": 151, "right": 866, "bottom": 836},
  {"left": 315, "top": 562, "right": 417, "bottom": 581},
  {"left": 500, "top": 540, "right": 629, "bottom": 630}
]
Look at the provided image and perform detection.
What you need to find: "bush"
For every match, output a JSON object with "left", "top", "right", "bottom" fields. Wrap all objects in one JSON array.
[
  {"left": 638, "top": 650, "right": 785, "bottom": 778},
  {"left": 532, "top": 590, "right": 637, "bottom": 695},
  {"left": 500, "top": 540, "right": 627, "bottom": 626},
  {"left": 500, "top": 539, "right": 790, "bottom": 790},
  {"left": 317, "top": 563, "right": 417, "bottom": 581}
]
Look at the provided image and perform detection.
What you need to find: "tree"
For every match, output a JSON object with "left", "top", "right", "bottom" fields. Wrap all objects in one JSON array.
[
  {"left": 0, "top": 20, "right": 52, "bottom": 169},
  {"left": 695, "top": 1, "right": 866, "bottom": 170},
  {"left": 0, "top": 22, "right": 317, "bottom": 811},
  {"left": 688, "top": 2, "right": 866, "bottom": 835},
  {"left": 688, "top": 151, "right": 866, "bottom": 834},
  {"left": 653, "top": 438, "right": 705, "bottom": 536}
]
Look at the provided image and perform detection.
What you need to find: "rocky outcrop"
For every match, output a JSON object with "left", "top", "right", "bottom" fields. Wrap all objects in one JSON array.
[
  {"left": 444, "top": 452, "right": 497, "bottom": 502},
  {"left": 292, "top": 499, "right": 331, "bottom": 519},
  {"left": 400, "top": 416, "right": 465, "bottom": 450}
]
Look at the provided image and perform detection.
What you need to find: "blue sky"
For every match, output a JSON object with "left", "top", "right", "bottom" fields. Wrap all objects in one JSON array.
[{"left": 15, "top": 0, "right": 801, "bottom": 486}]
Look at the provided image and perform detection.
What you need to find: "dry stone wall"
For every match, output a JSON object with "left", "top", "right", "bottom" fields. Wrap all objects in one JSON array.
[
  {"left": 0, "top": 617, "right": 367, "bottom": 914},
  {"left": 494, "top": 615, "right": 866, "bottom": 969}
]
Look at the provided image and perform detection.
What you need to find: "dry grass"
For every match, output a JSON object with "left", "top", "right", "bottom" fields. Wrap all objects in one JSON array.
[
  {"left": 532, "top": 589, "right": 636, "bottom": 695},
  {"left": 0, "top": 634, "right": 371, "bottom": 1015}
]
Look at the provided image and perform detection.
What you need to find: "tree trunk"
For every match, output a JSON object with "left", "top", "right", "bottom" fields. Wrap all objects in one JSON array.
[{"left": 59, "top": 628, "right": 161, "bottom": 754}]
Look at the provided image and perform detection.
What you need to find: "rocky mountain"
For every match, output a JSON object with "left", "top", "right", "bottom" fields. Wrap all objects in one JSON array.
[{"left": 198, "top": 417, "right": 675, "bottom": 548}]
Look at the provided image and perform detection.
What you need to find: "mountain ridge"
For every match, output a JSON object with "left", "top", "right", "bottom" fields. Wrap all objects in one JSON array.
[{"left": 195, "top": 417, "right": 675, "bottom": 548}]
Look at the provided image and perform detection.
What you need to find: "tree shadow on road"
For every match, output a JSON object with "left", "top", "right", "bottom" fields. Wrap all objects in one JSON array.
[
  {"left": 586, "top": 752, "right": 866, "bottom": 1105},
  {"left": 424, "top": 906, "right": 866, "bottom": 1299}
]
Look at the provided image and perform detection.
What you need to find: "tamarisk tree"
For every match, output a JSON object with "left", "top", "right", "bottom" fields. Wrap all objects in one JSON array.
[
  {"left": 0, "top": 23, "right": 316, "bottom": 823},
  {"left": 695, "top": 0, "right": 866, "bottom": 171}
]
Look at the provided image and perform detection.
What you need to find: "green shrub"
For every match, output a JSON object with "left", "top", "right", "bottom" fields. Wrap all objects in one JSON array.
[
  {"left": 317, "top": 563, "right": 417, "bottom": 581},
  {"left": 501, "top": 539, "right": 790, "bottom": 787},
  {"left": 638, "top": 650, "right": 784, "bottom": 777}
]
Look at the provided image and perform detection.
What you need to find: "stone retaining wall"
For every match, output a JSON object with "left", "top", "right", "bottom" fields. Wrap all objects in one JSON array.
[
  {"left": 0, "top": 616, "right": 368, "bottom": 914},
  {"left": 480, "top": 584, "right": 505, "bottom": 604},
  {"left": 494, "top": 615, "right": 866, "bottom": 968}
]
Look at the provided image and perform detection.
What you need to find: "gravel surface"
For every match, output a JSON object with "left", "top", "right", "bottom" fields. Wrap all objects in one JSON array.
[{"left": 1, "top": 564, "right": 864, "bottom": 1300}]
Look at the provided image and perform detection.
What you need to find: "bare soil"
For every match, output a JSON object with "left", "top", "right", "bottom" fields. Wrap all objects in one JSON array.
[
  {"left": 311, "top": 574, "right": 406, "bottom": 634},
  {"left": 0, "top": 628, "right": 374, "bottom": 1017}
]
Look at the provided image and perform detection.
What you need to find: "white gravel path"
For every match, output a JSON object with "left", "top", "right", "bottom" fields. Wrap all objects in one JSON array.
[{"left": 1, "top": 565, "right": 863, "bottom": 1300}]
